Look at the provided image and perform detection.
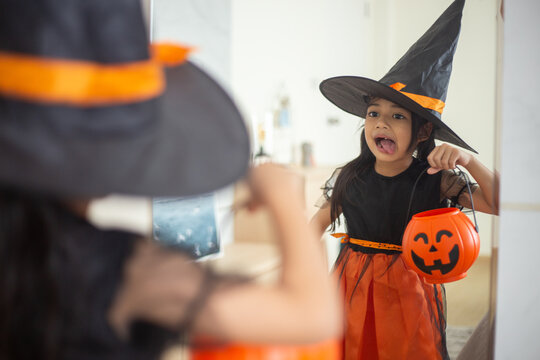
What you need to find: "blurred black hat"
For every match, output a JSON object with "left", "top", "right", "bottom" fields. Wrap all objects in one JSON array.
[{"left": 0, "top": 0, "right": 250, "bottom": 196}]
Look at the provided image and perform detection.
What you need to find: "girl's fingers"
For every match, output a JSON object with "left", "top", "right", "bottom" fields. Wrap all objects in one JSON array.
[
  {"left": 443, "top": 148, "right": 458, "bottom": 169},
  {"left": 429, "top": 147, "right": 445, "bottom": 169},
  {"left": 451, "top": 152, "right": 460, "bottom": 169},
  {"left": 427, "top": 146, "right": 439, "bottom": 168},
  {"left": 428, "top": 144, "right": 461, "bottom": 171},
  {"left": 439, "top": 148, "right": 450, "bottom": 169},
  {"left": 455, "top": 150, "right": 472, "bottom": 167}
]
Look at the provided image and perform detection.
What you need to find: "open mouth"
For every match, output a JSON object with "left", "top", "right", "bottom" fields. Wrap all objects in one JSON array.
[{"left": 374, "top": 135, "right": 396, "bottom": 154}]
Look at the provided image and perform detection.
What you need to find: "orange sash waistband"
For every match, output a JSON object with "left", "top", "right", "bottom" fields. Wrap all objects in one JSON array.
[{"left": 332, "top": 233, "right": 402, "bottom": 252}]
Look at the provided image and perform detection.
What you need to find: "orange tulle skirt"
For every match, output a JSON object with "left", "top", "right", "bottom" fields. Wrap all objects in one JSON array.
[{"left": 334, "top": 246, "right": 448, "bottom": 360}]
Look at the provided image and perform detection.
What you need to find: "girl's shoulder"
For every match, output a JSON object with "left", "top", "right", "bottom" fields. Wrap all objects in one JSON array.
[
  {"left": 440, "top": 169, "right": 468, "bottom": 195},
  {"left": 440, "top": 169, "right": 479, "bottom": 208},
  {"left": 319, "top": 164, "right": 368, "bottom": 192},
  {"left": 317, "top": 168, "right": 342, "bottom": 207},
  {"left": 326, "top": 167, "right": 342, "bottom": 186}
]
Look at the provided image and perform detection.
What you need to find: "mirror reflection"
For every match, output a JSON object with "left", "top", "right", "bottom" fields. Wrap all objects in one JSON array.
[{"left": 151, "top": 0, "right": 498, "bottom": 358}]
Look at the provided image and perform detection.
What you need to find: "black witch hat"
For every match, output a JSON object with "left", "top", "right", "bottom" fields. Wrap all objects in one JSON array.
[
  {"left": 320, "top": 0, "right": 475, "bottom": 153},
  {"left": 0, "top": 0, "right": 250, "bottom": 197}
]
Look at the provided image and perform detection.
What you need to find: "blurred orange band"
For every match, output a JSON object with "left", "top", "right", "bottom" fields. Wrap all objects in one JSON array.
[
  {"left": 0, "top": 43, "right": 192, "bottom": 106},
  {"left": 390, "top": 82, "right": 445, "bottom": 114}
]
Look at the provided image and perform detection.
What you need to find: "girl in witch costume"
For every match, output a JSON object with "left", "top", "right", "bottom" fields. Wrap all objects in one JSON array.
[{"left": 310, "top": 0, "right": 497, "bottom": 359}]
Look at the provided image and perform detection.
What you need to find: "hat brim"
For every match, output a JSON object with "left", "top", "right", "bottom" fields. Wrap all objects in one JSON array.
[
  {"left": 320, "top": 76, "right": 476, "bottom": 153},
  {"left": 0, "top": 61, "right": 251, "bottom": 197}
]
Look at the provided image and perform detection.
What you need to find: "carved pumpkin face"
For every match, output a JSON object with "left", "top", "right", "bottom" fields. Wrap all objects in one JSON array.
[
  {"left": 410, "top": 229, "right": 460, "bottom": 276},
  {"left": 402, "top": 207, "right": 480, "bottom": 284}
]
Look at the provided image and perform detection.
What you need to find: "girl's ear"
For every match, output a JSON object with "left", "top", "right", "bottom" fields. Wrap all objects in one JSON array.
[{"left": 417, "top": 122, "right": 433, "bottom": 142}]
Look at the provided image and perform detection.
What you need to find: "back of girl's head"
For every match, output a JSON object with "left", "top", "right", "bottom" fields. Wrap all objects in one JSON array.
[
  {"left": 328, "top": 98, "right": 436, "bottom": 230},
  {"left": 0, "top": 188, "right": 61, "bottom": 360}
]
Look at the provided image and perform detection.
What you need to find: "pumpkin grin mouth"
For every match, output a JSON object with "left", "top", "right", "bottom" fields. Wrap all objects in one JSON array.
[{"left": 410, "top": 244, "right": 459, "bottom": 275}]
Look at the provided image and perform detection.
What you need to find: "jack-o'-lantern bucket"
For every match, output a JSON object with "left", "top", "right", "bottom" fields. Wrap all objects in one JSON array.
[
  {"left": 402, "top": 207, "right": 480, "bottom": 284},
  {"left": 190, "top": 338, "right": 341, "bottom": 360}
]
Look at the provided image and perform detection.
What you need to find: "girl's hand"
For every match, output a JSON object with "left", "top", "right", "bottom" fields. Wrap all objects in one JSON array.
[
  {"left": 427, "top": 143, "right": 473, "bottom": 175},
  {"left": 109, "top": 241, "right": 204, "bottom": 338},
  {"left": 246, "top": 164, "right": 304, "bottom": 211}
]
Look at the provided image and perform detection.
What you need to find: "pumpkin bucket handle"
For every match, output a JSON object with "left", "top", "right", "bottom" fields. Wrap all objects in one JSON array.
[
  {"left": 458, "top": 167, "right": 479, "bottom": 233},
  {"left": 404, "top": 165, "right": 479, "bottom": 234}
]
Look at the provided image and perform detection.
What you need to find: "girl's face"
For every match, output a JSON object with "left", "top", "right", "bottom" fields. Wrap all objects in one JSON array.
[{"left": 364, "top": 98, "right": 414, "bottom": 165}]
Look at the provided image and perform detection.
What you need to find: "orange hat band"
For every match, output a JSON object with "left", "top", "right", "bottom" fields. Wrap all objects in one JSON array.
[
  {"left": 390, "top": 82, "right": 445, "bottom": 115},
  {"left": 0, "top": 43, "right": 192, "bottom": 107}
]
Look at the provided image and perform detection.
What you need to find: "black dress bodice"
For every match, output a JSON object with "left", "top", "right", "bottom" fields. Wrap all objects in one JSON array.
[{"left": 342, "top": 158, "right": 446, "bottom": 253}]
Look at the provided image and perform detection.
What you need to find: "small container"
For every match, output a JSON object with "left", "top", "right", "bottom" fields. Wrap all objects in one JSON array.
[
  {"left": 191, "top": 337, "right": 341, "bottom": 360},
  {"left": 402, "top": 207, "right": 480, "bottom": 284}
]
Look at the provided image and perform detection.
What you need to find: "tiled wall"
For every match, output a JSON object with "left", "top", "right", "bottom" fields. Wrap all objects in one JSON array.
[{"left": 494, "top": 0, "right": 540, "bottom": 358}]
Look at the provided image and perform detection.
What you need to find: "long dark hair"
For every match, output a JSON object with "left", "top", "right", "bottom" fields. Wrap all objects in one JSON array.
[
  {"left": 0, "top": 188, "right": 61, "bottom": 360},
  {"left": 329, "top": 111, "right": 436, "bottom": 231}
]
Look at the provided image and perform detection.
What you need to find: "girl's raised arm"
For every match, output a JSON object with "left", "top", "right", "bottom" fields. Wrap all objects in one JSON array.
[
  {"left": 427, "top": 143, "right": 499, "bottom": 215},
  {"left": 459, "top": 156, "right": 499, "bottom": 215},
  {"left": 109, "top": 164, "right": 343, "bottom": 344},
  {"left": 196, "top": 164, "right": 343, "bottom": 342},
  {"left": 310, "top": 204, "right": 335, "bottom": 240}
]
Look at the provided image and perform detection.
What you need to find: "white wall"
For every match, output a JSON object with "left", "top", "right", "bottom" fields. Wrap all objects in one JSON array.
[
  {"left": 152, "top": 0, "right": 231, "bottom": 87},
  {"left": 495, "top": 0, "right": 540, "bottom": 358},
  {"left": 231, "top": 0, "right": 367, "bottom": 166}
]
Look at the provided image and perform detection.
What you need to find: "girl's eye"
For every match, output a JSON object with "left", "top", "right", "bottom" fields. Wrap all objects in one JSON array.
[
  {"left": 393, "top": 113, "right": 405, "bottom": 119},
  {"left": 367, "top": 111, "right": 378, "bottom": 117}
]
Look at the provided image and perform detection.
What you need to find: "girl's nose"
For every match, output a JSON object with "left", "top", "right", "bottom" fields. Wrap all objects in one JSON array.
[{"left": 375, "top": 116, "right": 389, "bottom": 128}]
